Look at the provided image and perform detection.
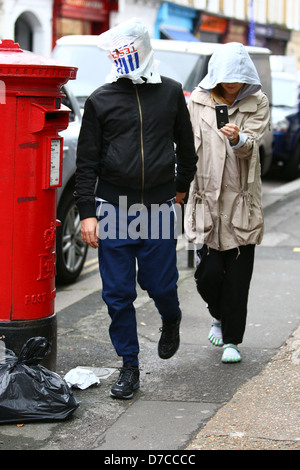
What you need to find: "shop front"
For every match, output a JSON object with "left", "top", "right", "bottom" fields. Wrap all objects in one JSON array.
[
  {"left": 52, "top": 0, "right": 118, "bottom": 49},
  {"left": 195, "top": 12, "right": 290, "bottom": 52},
  {"left": 154, "top": 1, "right": 199, "bottom": 42},
  {"left": 222, "top": 19, "right": 248, "bottom": 45},
  {"left": 194, "top": 13, "right": 250, "bottom": 45},
  {"left": 253, "top": 24, "right": 291, "bottom": 54},
  {"left": 196, "top": 13, "right": 228, "bottom": 43}
]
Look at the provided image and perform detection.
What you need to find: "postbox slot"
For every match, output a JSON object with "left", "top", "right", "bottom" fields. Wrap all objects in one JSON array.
[
  {"left": 30, "top": 103, "right": 70, "bottom": 133},
  {"left": 45, "top": 112, "right": 65, "bottom": 128},
  {"left": 45, "top": 112, "right": 59, "bottom": 120}
]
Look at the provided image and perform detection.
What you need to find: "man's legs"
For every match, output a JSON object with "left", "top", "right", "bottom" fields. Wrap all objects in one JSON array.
[
  {"left": 98, "top": 216, "right": 141, "bottom": 400},
  {"left": 136, "top": 202, "right": 181, "bottom": 358},
  {"left": 97, "top": 200, "right": 181, "bottom": 399},
  {"left": 98, "top": 237, "right": 140, "bottom": 366},
  {"left": 97, "top": 201, "right": 140, "bottom": 368},
  {"left": 137, "top": 237, "right": 180, "bottom": 321}
]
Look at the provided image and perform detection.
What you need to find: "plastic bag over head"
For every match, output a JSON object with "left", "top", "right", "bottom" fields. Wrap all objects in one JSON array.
[
  {"left": 98, "top": 17, "right": 161, "bottom": 84},
  {"left": 0, "top": 337, "right": 79, "bottom": 424}
]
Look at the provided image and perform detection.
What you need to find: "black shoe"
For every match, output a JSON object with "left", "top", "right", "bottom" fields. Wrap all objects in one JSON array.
[
  {"left": 158, "top": 310, "right": 181, "bottom": 359},
  {"left": 110, "top": 364, "right": 140, "bottom": 399}
]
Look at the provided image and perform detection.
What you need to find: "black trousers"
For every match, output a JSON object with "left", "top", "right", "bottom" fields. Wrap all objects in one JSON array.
[{"left": 195, "top": 244, "right": 255, "bottom": 345}]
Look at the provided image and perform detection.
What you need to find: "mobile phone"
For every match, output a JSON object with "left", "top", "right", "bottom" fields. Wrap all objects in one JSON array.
[{"left": 215, "top": 104, "right": 229, "bottom": 129}]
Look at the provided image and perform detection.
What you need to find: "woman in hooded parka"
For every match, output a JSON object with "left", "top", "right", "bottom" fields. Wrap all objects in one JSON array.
[{"left": 185, "top": 42, "right": 270, "bottom": 363}]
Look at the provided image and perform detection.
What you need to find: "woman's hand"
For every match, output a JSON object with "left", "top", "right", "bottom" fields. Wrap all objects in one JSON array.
[
  {"left": 220, "top": 123, "right": 240, "bottom": 146},
  {"left": 80, "top": 217, "right": 98, "bottom": 248}
]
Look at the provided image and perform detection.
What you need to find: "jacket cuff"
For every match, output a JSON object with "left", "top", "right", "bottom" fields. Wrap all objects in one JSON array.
[
  {"left": 76, "top": 202, "right": 97, "bottom": 220},
  {"left": 176, "top": 179, "right": 189, "bottom": 194},
  {"left": 230, "top": 132, "right": 248, "bottom": 149}
]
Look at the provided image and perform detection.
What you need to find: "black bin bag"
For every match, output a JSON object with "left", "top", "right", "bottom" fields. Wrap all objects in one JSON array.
[{"left": 0, "top": 337, "right": 79, "bottom": 424}]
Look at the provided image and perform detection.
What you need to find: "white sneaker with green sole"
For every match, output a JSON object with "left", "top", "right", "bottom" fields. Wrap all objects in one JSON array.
[
  {"left": 222, "top": 344, "right": 241, "bottom": 363},
  {"left": 208, "top": 319, "right": 224, "bottom": 347}
]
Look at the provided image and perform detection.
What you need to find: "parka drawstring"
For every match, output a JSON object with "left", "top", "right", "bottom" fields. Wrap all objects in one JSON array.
[{"left": 191, "top": 192, "right": 204, "bottom": 231}]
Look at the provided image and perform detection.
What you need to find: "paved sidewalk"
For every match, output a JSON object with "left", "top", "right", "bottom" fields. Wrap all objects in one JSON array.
[
  {"left": 186, "top": 324, "right": 300, "bottom": 450},
  {"left": 185, "top": 180, "right": 300, "bottom": 451},
  {"left": 185, "top": 179, "right": 300, "bottom": 451},
  {"left": 0, "top": 178, "right": 299, "bottom": 451}
]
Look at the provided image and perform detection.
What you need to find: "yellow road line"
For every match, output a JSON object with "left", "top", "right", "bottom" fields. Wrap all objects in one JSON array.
[
  {"left": 84, "top": 257, "right": 98, "bottom": 267},
  {"left": 81, "top": 257, "right": 98, "bottom": 275}
]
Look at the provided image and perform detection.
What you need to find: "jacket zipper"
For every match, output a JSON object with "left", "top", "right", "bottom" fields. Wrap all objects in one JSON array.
[{"left": 135, "top": 86, "right": 144, "bottom": 204}]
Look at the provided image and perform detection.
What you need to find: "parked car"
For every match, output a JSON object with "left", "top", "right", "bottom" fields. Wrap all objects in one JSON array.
[
  {"left": 54, "top": 37, "right": 273, "bottom": 283},
  {"left": 270, "top": 55, "right": 300, "bottom": 180},
  {"left": 56, "top": 84, "right": 88, "bottom": 284}
]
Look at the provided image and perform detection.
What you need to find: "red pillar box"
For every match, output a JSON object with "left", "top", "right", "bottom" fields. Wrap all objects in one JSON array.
[{"left": 0, "top": 40, "right": 77, "bottom": 370}]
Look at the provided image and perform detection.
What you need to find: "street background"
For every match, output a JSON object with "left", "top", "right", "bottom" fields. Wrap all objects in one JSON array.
[{"left": 0, "top": 175, "right": 300, "bottom": 451}]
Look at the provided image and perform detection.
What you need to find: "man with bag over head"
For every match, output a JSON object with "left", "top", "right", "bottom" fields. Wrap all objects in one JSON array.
[
  {"left": 184, "top": 42, "right": 270, "bottom": 364},
  {"left": 74, "top": 18, "right": 197, "bottom": 399}
]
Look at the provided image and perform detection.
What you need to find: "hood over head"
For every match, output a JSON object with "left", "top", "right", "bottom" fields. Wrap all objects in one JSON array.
[
  {"left": 199, "top": 42, "right": 261, "bottom": 99},
  {"left": 97, "top": 17, "right": 161, "bottom": 85}
]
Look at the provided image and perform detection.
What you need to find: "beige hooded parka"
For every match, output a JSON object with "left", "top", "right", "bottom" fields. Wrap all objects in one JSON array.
[{"left": 185, "top": 43, "right": 270, "bottom": 251}]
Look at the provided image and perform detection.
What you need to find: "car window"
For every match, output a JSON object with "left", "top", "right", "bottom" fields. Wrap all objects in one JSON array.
[
  {"left": 183, "top": 55, "right": 209, "bottom": 94},
  {"left": 54, "top": 45, "right": 111, "bottom": 106},
  {"left": 250, "top": 54, "right": 272, "bottom": 100},
  {"left": 154, "top": 50, "right": 201, "bottom": 91}
]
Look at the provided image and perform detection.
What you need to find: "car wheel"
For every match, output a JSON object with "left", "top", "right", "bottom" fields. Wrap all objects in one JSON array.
[{"left": 56, "top": 190, "right": 88, "bottom": 284}]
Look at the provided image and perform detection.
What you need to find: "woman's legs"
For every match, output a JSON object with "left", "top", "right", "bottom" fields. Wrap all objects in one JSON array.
[
  {"left": 195, "top": 245, "right": 224, "bottom": 321},
  {"left": 195, "top": 244, "right": 255, "bottom": 348},
  {"left": 221, "top": 245, "right": 255, "bottom": 345}
]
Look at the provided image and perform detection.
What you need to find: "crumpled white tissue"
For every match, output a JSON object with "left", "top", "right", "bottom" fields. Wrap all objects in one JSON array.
[{"left": 64, "top": 367, "right": 100, "bottom": 390}]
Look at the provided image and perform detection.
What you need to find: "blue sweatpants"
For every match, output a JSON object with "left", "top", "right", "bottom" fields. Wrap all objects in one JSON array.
[{"left": 96, "top": 200, "right": 181, "bottom": 367}]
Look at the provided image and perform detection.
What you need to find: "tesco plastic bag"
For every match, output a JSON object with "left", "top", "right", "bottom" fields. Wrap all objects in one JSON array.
[
  {"left": 98, "top": 17, "right": 161, "bottom": 85},
  {"left": 0, "top": 337, "right": 79, "bottom": 424}
]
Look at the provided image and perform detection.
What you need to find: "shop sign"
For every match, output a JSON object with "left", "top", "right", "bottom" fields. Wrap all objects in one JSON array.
[
  {"left": 254, "top": 24, "right": 290, "bottom": 41},
  {"left": 57, "top": 0, "right": 110, "bottom": 21},
  {"left": 199, "top": 14, "right": 227, "bottom": 34},
  {"left": 63, "top": 0, "right": 106, "bottom": 10},
  {"left": 254, "top": 24, "right": 274, "bottom": 38}
]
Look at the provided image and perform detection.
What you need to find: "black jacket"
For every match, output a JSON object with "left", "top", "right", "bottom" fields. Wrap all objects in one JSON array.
[{"left": 74, "top": 76, "right": 197, "bottom": 220}]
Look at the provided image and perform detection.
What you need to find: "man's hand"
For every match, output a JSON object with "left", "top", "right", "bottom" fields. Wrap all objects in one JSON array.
[
  {"left": 80, "top": 217, "right": 98, "bottom": 248},
  {"left": 175, "top": 192, "right": 186, "bottom": 205}
]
